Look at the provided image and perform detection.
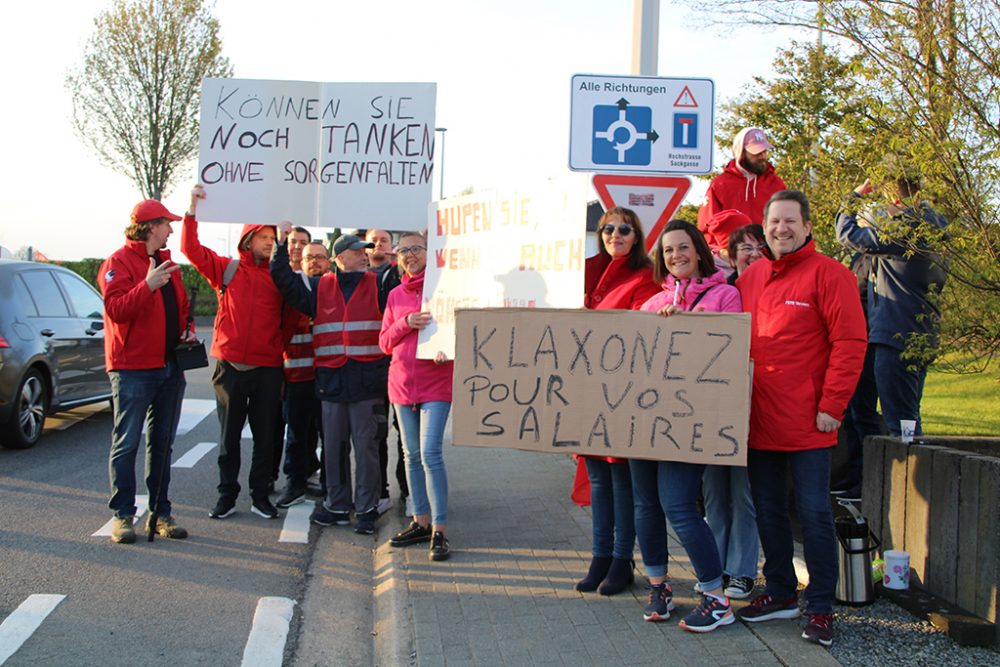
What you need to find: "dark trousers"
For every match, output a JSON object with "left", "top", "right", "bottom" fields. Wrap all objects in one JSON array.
[
  {"left": 212, "top": 361, "right": 284, "bottom": 502},
  {"left": 874, "top": 343, "right": 928, "bottom": 437},
  {"left": 748, "top": 447, "right": 837, "bottom": 614},
  {"left": 842, "top": 343, "right": 881, "bottom": 485},
  {"left": 282, "top": 379, "right": 321, "bottom": 489}
]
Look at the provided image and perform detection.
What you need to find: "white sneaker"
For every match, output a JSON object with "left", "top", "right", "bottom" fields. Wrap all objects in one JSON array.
[{"left": 377, "top": 496, "right": 393, "bottom": 516}]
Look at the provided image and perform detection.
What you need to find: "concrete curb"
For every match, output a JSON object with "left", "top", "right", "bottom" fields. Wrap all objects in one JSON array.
[{"left": 374, "top": 509, "right": 415, "bottom": 666}]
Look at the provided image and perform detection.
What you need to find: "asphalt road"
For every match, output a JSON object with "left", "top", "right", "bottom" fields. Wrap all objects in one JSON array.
[{"left": 0, "top": 359, "right": 324, "bottom": 667}]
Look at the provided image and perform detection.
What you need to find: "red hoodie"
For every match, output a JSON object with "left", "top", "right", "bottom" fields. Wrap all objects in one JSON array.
[
  {"left": 698, "top": 128, "right": 787, "bottom": 228},
  {"left": 99, "top": 240, "right": 190, "bottom": 371},
  {"left": 379, "top": 270, "right": 453, "bottom": 405},
  {"left": 181, "top": 216, "right": 284, "bottom": 367},
  {"left": 736, "top": 239, "right": 867, "bottom": 451}
]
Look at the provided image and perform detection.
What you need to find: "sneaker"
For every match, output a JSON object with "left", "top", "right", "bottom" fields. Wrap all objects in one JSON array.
[
  {"left": 724, "top": 576, "right": 755, "bottom": 600},
  {"left": 377, "top": 496, "right": 393, "bottom": 516},
  {"left": 209, "top": 497, "right": 237, "bottom": 519},
  {"left": 275, "top": 487, "right": 306, "bottom": 508},
  {"left": 111, "top": 517, "right": 135, "bottom": 544},
  {"left": 736, "top": 593, "right": 801, "bottom": 622},
  {"left": 694, "top": 574, "right": 730, "bottom": 594},
  {"left": 802, "top": 612, "right": 833, "bottom": 647},
  {"left": 390, "top": 521, "right": 433, "bottom": 547},
  {"left": 151, "top": 515, "right": 188, "bottom": 539},
  {"left": 251, "top": 497, "right": 280, "bottom": 519},
  {"left": 679, "top": 595, "right": 735, "bottom": 633},
  {"left": 355, "top": 510, "right": 377, "bottom": 535},
  {"left": 838, "top": 484, "right": 862, "bottom": 502},
  {"left": 305, "top": 482, "right": 325, "bottom": 497},
  {"left": 642, "top": 583, "right": 676, "bottom": 621},
  {"left": 429, "top": 531, "right": 450, "bottom": 561},
  {"left": 310, "top": 507, "right": 350, "bottom": 527}
]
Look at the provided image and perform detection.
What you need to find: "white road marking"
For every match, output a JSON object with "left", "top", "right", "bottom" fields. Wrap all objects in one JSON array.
[
  {"left": 92, "top": 495, "right": 148, "bottom": 537},
  {"left": 172, "top": 442, "right": 217, "bottom": 468},
  {"left": 241, "top": 423, "right": 252, "bottom": 439},
  {"left": 174, "top": 399, "right": 217, "bottom": 436},
  {"left": 240, "top": 597, "right": 296, "bottom": 667},
  {"left": 278, "top": 503, "right": 312, "bottom": 544},
  {"left": 0, "top": 594, "right": 66, "bottom": 665}
]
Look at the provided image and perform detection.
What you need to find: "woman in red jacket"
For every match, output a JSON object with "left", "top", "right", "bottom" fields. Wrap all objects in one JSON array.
[
  {"left": 379, "top": 231, "right": 455, "bottom": 562},
  {"left": 575, "top": 207, "right": 659, "bottom": 595}
]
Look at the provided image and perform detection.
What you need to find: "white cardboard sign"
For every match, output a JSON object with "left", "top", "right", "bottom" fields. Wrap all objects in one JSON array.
[
  {"left": 197, "top": 78, "right": 436, "bottom": 230},
  {"left": 417, "top": 175, "right": 589, "bottom": 360}
]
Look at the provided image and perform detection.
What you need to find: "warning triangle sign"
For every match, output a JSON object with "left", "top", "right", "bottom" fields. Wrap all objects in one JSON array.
[
  {"left": 592, "top": 174, "right": 692, "bottom": 253},
  {"left": 674, "top": 86, "right": 698, "bottom": 108}
]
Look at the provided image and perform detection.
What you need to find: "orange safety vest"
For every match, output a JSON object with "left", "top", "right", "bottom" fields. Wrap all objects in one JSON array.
[
  {"left": 312, "top": 272, "right": 385, "bottom": 368},
  {"left": 283, "top": 310, "right": 315, "bottom": 382}
]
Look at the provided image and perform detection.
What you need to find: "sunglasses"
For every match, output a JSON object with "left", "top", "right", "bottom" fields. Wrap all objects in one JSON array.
[
  {"left": 396, "top": 245, "right": 426, "bottom": 256},
  {"left": 600, "top": 223, "right": 634, "bottom": 236}
]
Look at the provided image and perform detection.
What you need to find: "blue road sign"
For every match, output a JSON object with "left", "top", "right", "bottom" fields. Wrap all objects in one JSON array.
[
  {"left": 672, "top": 113, "right": 698, "bottom": 149},
  {"left": 592, "top": 103, "right": 653, "bottom": 166}
]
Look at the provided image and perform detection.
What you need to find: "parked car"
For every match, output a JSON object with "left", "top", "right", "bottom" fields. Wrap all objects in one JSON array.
[{"left": 0, "top": 259, "right": 111, "bottom": 448}]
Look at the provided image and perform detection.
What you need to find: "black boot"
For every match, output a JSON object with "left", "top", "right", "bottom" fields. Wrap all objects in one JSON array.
[
  {"left": 575, "top": 556, "right": 612, "bottom": 592},
  {"left": 598, "top": 558, "right": 635, "bottom": 596}
]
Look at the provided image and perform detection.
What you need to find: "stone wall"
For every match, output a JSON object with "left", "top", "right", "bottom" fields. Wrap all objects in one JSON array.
[{"left": 862, "top": 436, "right": 1000, "bottom": 644}]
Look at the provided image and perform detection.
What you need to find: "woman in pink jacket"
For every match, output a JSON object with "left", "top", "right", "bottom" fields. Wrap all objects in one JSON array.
[
  {"left": 379, "top": 231, "right": 454, "bottom": 562},
  {"left": 632, "top": 220, "right": 745, "bottom": 633}
]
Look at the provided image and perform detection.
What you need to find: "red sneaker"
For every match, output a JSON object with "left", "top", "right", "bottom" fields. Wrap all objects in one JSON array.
[{"left": 802, "top": 612, "right": 833, "bottom": 647}]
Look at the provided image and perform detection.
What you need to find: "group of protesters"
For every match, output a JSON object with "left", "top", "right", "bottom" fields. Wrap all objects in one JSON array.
[{"left": 96, "top": 124, "right": 947, "bottom": 649}]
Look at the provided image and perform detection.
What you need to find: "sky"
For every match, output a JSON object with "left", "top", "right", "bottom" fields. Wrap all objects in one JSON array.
[{"left": 0, "top": 0, "right": 804, "bottom": 261}]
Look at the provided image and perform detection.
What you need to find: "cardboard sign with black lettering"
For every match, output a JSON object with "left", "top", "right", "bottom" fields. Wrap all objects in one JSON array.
[{"left": 453, "top": 308, "right": 751, "bottom": 466}]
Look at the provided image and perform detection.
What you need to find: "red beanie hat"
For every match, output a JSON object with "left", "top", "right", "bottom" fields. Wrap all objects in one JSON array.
[{"left": 703, "top": 209, "right": 752, "bottom": 251}]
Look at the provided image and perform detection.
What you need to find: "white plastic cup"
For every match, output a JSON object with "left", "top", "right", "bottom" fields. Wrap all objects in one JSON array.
[
  {"left": 883, "top": 550, "right": 910, "bottom": 590},
  {"left": 900, "top": 420, "right": 917, "bottom": 444}
]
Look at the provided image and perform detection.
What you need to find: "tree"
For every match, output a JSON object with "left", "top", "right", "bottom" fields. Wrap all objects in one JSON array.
[
  {"left": 689, "top": 0, "right": 1000, "bottom": 371},
  {"left": 66, "top": 0, "right": 233, "bottom": 200}
]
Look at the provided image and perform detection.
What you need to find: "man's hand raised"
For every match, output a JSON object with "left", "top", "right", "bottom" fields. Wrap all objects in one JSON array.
[{"left": 145, "top": 257, "right": 179, "bottom": 292}]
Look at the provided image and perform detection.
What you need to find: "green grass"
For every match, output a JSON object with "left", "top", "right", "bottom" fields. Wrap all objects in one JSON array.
[{"left": 921, "top": 361, "right": 1000, "bottom": 436}]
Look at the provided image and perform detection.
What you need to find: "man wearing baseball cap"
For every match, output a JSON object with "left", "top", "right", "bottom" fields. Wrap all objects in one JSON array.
[
  {"left": 271, "top": 229, "right": 390, "bottom": 536},
  {"left": 698, "top": 127, "right": 787, "bottom": 233},
  {"left": 97, "top": 192, "right": 196, "bottom": 543}
]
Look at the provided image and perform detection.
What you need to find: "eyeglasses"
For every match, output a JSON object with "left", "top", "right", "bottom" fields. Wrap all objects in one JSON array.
[
  {"left": 396, "top": 245, "right": 426, "bottom": 256},
  {"left": 737, "top": 243, "right": 767, "bottom": 254},
  {"left": 303, "top": 254, "right": 329, "bottom": 261},
  {"left": 600, "top": 223, "right": 634, "bottom": 236}
]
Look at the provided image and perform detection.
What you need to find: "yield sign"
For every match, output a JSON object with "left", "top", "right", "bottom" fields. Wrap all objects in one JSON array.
[{"left": 592, "top": 174, "right": 692, "bottom": 253}]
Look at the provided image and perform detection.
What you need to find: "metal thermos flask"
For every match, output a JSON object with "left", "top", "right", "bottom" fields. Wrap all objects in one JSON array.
[{"left": 835, "top": 501, "right": 880, "bottom": 606}]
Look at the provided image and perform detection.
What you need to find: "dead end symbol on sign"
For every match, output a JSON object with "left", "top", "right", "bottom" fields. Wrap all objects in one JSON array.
[{"left": 674, "top": 86, "right": 698, "bottom": 108}]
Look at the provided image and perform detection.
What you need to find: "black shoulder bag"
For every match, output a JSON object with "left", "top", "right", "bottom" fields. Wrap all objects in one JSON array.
[{"left": 174, "top": 286, "right": 209, "bottom": 371}]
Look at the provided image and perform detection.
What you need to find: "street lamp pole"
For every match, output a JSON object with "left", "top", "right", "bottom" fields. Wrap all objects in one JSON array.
[{"left": 435, "top": 127, "right": 448, "bottom": 200}]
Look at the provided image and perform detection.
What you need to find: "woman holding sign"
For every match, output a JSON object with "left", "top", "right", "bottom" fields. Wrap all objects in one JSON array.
[
  {"left": 632, "top": 219, "right": 744, "bottom": 632},
  {"left": 576, "top": 207, "right": 659, "bottom": 595},
  {"left": 379, "top": 232, "right": 454, "bottom": 562}
]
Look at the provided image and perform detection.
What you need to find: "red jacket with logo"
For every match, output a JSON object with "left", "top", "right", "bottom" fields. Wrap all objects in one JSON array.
[
  {"left": 99, "top": 240, "right": 190, "bottom": 371},
  {"left": 181, "top": 217, "right": 283, "bottom": 367},
  {"left": 736, "top": 239, "right": 867, "bottom": 451}
]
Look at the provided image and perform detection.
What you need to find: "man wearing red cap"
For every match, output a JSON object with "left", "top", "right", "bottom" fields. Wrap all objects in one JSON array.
[
  {"left": 699, "top": 128, "right": 786, "bottom": 230},
  {"left": 181, "top": 185, "right": 286, "bottom": 520},
  {"left": 98, "top": 193, "right": 196, "bottom": 543}
]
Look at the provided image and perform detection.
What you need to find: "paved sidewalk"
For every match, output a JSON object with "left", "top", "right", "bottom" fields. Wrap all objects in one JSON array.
[{"left": 373, "top": 428, "right": 842, "bottom": 667}]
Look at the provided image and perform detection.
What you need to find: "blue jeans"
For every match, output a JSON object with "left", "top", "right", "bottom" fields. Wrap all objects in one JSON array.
[
  {"left": 874, "top": 344, "right": 927, "bottom": 437},
  {"left": 662, "top": 461, "right": 725, "bottom": 591},
  {"left": 702, "top": 465, "right": 759, "bottom": 579},
  {"left": 584, "top": 459, "right": 634, "bottom": 560},
  {"left": 108, "top": 361, "right": 185, "bottom": 519},
  {"left": 395, "top": 401, "right": 450, "bottom": 525},
  {"left": 628, "top": 459, "right": 669, "bottom": 578},
  {"left": 748, "top": 447, "right": 837, "bottom": 614}
]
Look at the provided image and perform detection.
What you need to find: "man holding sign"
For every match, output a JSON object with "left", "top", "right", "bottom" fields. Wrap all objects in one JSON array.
[{"left": 734, "top": 190, "right": 866, "bottom": 647}]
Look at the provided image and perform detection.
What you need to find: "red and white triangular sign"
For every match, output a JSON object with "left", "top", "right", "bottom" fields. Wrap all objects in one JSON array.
[
  {"left": 673, "top": 86, "right": 698, "bottom": 108},
  {"left": 592, "top": 174, "right": 692, "bottom": 253}
]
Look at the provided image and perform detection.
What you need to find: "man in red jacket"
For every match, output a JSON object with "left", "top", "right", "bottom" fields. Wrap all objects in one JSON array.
[
  {"left": 181, "top": 185, "right": 286, "bottom": 520},
  {"left": 698, "top": 127, "right": 786, "bottom": 233},
  {"left": 98, "top": 195, "right": 195, "bottom": 544},
  {"left": 734, "top": 190, "right": 866, "bottom": 648}
]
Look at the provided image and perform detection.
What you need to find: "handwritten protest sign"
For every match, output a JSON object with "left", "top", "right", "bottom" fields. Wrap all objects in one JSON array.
[
  {"left": 417, "top": 175, "right": 589, "bottom": 360},
  {"left": 452, "top": 308, "right": 751, "bottom": 466},
  {"left": 197, "top": 78, "right": 435, "bottom": 229}
]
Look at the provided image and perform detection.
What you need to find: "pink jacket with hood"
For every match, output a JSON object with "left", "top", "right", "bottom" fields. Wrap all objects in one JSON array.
[
  {"left": 640, "top": 268, "right": 742, "bottom": 315},
  {"left": 698, "top": 127, "right": 786, "bottom": 228},
  {"left": 379, "top": 270, "right": 454, "bottom": 405}
]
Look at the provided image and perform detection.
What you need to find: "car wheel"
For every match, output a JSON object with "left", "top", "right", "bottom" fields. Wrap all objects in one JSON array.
[{"left": 2, "top": 370, "right": 49, "bottom": 449}]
